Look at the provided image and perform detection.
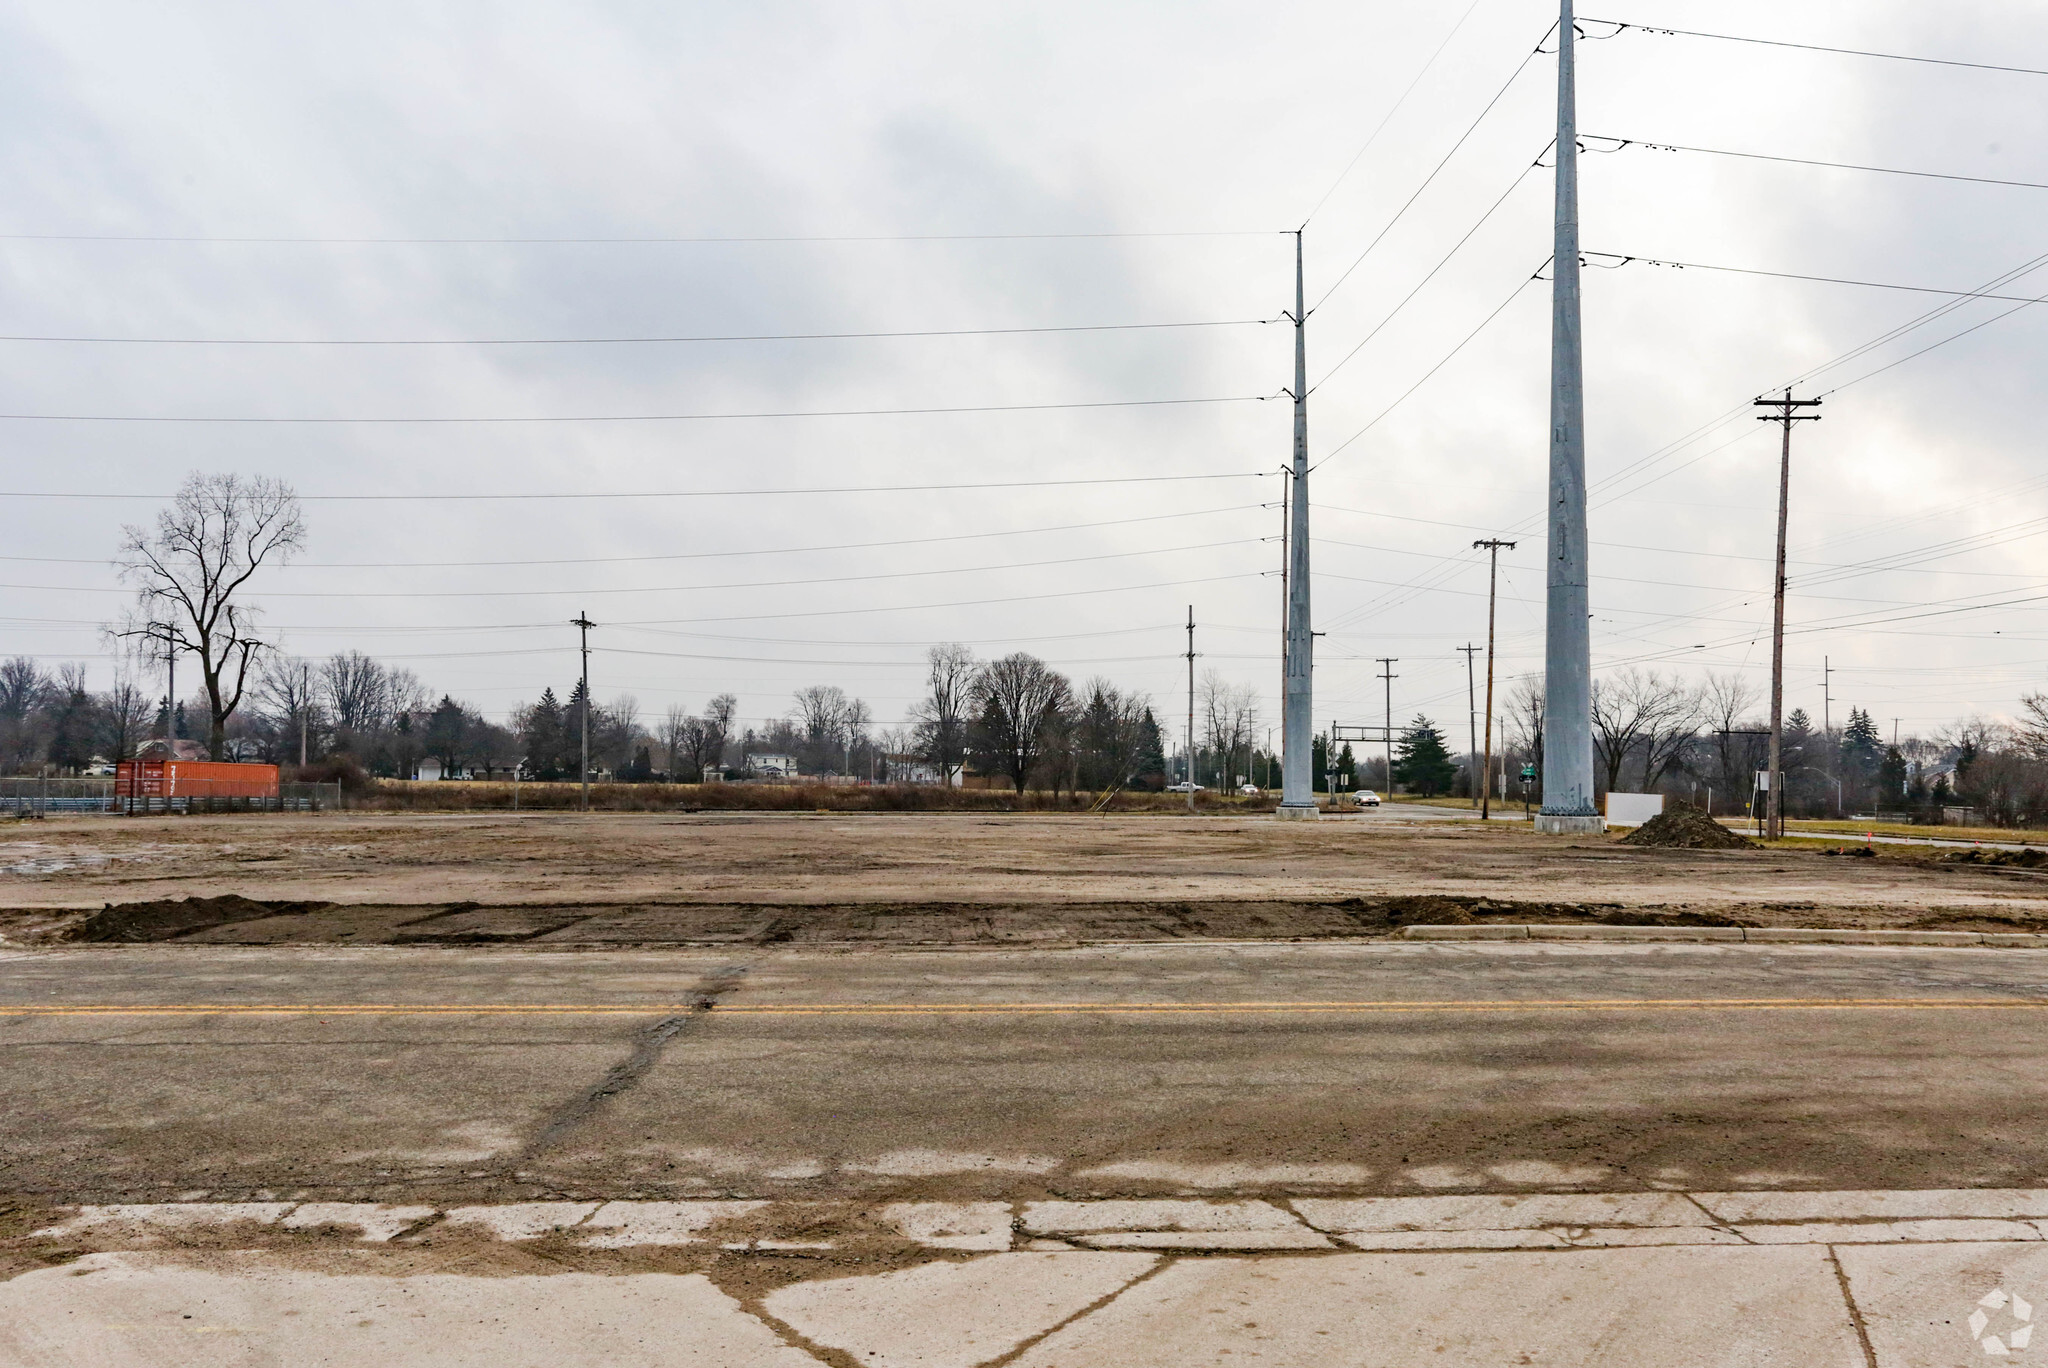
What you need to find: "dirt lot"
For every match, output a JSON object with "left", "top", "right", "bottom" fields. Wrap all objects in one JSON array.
[{"left": 5, "top": 809, "right": 2047, "bottom": 945}]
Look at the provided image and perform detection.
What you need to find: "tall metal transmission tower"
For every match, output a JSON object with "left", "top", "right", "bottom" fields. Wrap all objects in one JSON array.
[
  {"left": 1537, "top": 0, "right": 1601, "bottom": 834},
  {"left": 1278, "top": 230, "right": 1318, "bottom": 818}
]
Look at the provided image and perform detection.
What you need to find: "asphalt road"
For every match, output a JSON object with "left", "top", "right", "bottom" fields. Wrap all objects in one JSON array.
[{"left": 7, "top": 940, "right": 2048, "bottom": 1208}]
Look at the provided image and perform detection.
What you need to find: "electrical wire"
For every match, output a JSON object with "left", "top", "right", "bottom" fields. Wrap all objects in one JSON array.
[
  {"left": 1311, "top": 155, "right": 1543, "bottom": 392},
  {"left": 0, "top": 394, "right": 1265, "bottom": 425},
  {"left": 1596, "top": 251, "right": 2048, "bottom": 308},
  {"left": 0, "top": 229, "right": 1282, "bottom": 245},
  {"left": 1310, "top": 34, "right": 1548, "bottom": 311},
  {"left": 0, "top": 537, "right": 1260, "bottom": 599},
  {"left": 0, "top": 319, "right": 1270, "bottom": 347},
  {"left": 0, "top": 472, "right": 1265, "bottom": 502},
  {"left": 0, "top": 503, "right": 1256, "bottom": 569},
  {"left": 1601, "top": 136, "right": 2048, "bottom": 194},
  {"left": 1299, "top": 0, "right": 1494, "bottom": 224},
  {"left": 1310, "top": 268, "right": 1540, "bottom": 469},
  {"left": 1586, "top": 19, "right": 2048, "bottom": 79}
]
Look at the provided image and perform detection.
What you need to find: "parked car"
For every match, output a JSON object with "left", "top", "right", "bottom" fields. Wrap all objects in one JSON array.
[{"left": 1358, "top": 790, "right": 1382, "bottom": 807}]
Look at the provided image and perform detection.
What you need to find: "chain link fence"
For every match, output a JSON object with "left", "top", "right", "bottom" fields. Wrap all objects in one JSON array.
[{"left": 0, "top": 778, "right": 344, "bottom": 816}]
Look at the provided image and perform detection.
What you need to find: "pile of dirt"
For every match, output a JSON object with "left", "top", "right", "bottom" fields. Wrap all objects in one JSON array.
[
  {"left": 64, "top": 894, "right": 319, "bottom": 943},
  {"left": 1941, "top": 847, "right": 2048, "bottom": 868},
  {"left": 1620, "top": 804, "right": 1758, "bottom": 850}
]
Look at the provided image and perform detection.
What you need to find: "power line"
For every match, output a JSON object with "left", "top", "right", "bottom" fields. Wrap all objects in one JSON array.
[
  {"left": 0, "top": 228, "right": 1283, "bottom": 245},
  {"left": 0, "top": 503, "right": 1257, "bottom": 570},
  {"left": 1587, "top": 18, "right": 2048, "bottom": 79},
  {"left": 0, "top": 471, "right": 1265, "bottom": 502},
  {"left": 1311, "top": 268, "right": 1540, "bottom": 469},
  {"left": 1593, "top": 251, "right": 2048, "bottom": 308},
  {"left": 0, "top": 394, "right": 1265, "bottom": 425},
  {"left": 1602, "top": 136, "right": 2048, "bottom": 193},
  {"left": 1311, "top": 155, "right": 1542, "bottom": 392},
  {"left": 0, "top": 537, "right": 1261, "bottom": 600},
  {"left": 0, "top": 318, "right": 1271, "bottom": 347},
  {"left": 1299, "top": 0, "right": 1494, "bottom": 224},
  {"left": 1310, "top": 34, "right": 1549, "bottom": 310}
]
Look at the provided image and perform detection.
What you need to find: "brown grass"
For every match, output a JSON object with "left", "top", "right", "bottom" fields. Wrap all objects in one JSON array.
[{"left": 353, "top": 779, "right": 1280, "bottom": 815}]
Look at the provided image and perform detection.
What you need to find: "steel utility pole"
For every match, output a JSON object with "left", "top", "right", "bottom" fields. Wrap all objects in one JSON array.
[
  {"left": 1457, "top": 644, "right": 1481, "bottom": 805},
  {"left": 572, "top": 612, "right": 597, "bottom": 812},
  {"left": 1185, "top": 605, "right": 1197, "bottom": 812},
  {"left": 1538, "top": 0, "right": 1600, "bottom": 834},
  {"left": 1377, "top": 658, "right": 1399, "bottom": 794},
  {"left": 1278, "top": 230, "right": 1318, "bottom": 818},
  {"left": 299, "top": 660, "right": 311, "bottom": 768},
  {"left": 1474, "top": 538, "right": 1517, "bottom": 820},
  {"left": 1756, "top": 390, "right": 1821, "bottom": 839}
]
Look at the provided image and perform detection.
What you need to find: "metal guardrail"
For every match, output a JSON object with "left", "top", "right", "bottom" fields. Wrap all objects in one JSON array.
[{"left": 0, "top": 778, "right": 344, "bottom": 816}]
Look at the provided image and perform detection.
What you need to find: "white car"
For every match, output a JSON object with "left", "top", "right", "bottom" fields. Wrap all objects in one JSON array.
[
  {"left": 1166, "top": 781, "right": 1205, "bottom": 793},
  {"left": 1357, "top": 790, "right": 1382, "bottom": 807},
  {"left": 1239, "top": 784, "right": 1261, "bottom": 796}
]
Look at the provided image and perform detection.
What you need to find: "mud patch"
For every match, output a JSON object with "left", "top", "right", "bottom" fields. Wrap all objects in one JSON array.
[
  {"left": 61, "top": 894, "right": 330, "bottom": 942},
  {"left": 1941, "top": 847, "right": 2048, "bottom": 869}
]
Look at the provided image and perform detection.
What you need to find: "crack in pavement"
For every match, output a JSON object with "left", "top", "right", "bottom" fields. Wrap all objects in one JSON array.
[{"left": 521, "top": 965, "right": 749, "bottom": 1158}]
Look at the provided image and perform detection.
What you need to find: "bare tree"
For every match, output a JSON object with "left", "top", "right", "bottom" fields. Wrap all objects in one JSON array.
[
  {"left": 98, "top": 669, "right": 157, "bottom": 764},
  {"left": 659, "top": 704, "right": 692, "bottom": 778},
  {"left": 969, "top": 653, "right": 1073, "bottom": 792},
  {"left": 116, "top": 472, "right": 305, "bottom": 757},
  {"left": 0, "top": 657, "right": 52, "bottom": 772},
  {"left": 911, "top": 643, "right": 977, "bottom": 782},
  {"left": 1701, "top": 671, "right": 1762, "bottom": 808},
  {"left": 1200, "top": 670, "right": 1259, "bottom": 791},
  {"left": 1076, "top": 679, "right": 1152, "bottom": 793},
  {"left": 699, "top": 692, "right": 736, "bottom": 776},
  {"left": 1591, "top": 668, "right": 1694, "bottom": 796},
  {"left": 2016, "top": 693, "right": 2048, "bottom": 759},
  {"left": 322, "top": 651, "right": 390, "bottom": 736},
  {"left": 1637, "top": 680, "right": 1704, "bottom": 791},
  {"left": 1505, "top": 674, "right": 1544, "bottom": 785},
  {"left": 255, "top": 655, "right": 322, "bottom": 763}
]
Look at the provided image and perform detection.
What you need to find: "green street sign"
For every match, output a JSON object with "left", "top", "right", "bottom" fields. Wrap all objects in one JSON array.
[{"left": 1520, "top": 765, "right": 1536, "bottom": 780}]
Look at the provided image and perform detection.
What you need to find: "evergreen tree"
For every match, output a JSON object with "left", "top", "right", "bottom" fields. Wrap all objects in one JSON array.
[
  {"left": 1782, "top": 708, "right": 1816, "bottom": 814},
  {"left": 1877, "top": 746, "right": 1909, "bottom": 807},
  {"left": 1393, "top": 715, "right": 1457, "bottom": 796},
  {"left": 1336, "top": 742, "right": 1357, "bottom": 790},
  {"left": 1135, "top": 708, "right": 1167, "bottom": 788},
  {"left": 425, "top": 696, "right": 468, "bottom": 778},
  {"left": 1311, "top": 732, "right": 1329, "bottom": 793},
  {"left": 45, "top": 680, "right": 95, "bottom": 773},
  {"left": 1841, "top": 708, "right": 1881, "bottom": 776},
  {"left": 524, "top": 688, "right": 566, "bottom": 781}
]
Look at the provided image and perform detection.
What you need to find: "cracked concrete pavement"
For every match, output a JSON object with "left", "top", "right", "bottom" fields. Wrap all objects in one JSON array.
[{"left": 9, "top": 806, "right": 2048, "bottom": 1364}]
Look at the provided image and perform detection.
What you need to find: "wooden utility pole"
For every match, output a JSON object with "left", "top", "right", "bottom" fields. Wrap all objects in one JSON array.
[
  {"left": 1756, "top": 391, "right": 1820, "bottom": 839},
  {"left": 572, "top": 612, "right": 597, "bottom": 813},
  {"left": 1376, "top": 658, "right": 1398, "bottom": 794},
  {"left": 1185, "top": 605, "right": 1197, "bottom": 812},
  {"left": 1457, "top": 644, "right": 1481, "bottom": 806},
  {"left": 1473, "top": 538, "right": 1517, "bottom": 819}
]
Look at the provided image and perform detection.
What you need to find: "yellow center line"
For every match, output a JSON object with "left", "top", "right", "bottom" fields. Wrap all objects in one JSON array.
[{"left": 1, "top": 997, "right": 2045, "bottom": 1017}]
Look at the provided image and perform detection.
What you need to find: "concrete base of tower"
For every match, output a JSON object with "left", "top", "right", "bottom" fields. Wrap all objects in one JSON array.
[
  {"left": 1273, "top": 803, "right": 1322, "bottom": 821},
  {"left": 1533, "top": 813, "right": 1606, "bottom": 835}
]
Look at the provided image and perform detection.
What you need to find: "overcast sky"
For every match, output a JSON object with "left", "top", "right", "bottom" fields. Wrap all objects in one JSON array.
[{"left": 6, "top": 0, "right": 2047, "bottom": 748}]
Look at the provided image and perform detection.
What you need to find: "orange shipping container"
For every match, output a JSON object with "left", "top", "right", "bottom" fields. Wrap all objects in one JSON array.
[{"left": 116, "top": 760, "right": 280, "bottom": 799}]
